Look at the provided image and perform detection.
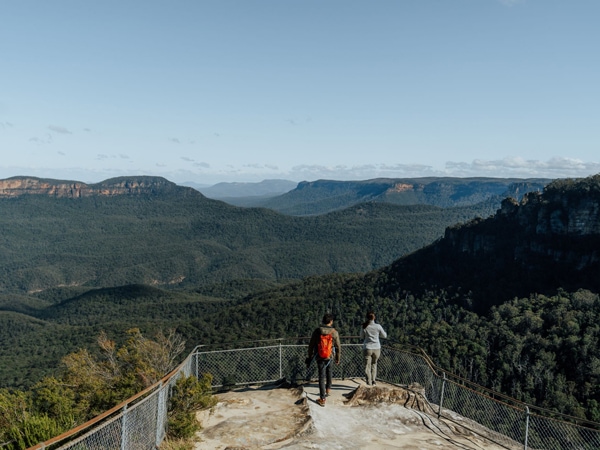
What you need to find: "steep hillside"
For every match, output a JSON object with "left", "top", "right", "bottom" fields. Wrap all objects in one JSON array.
[
  {"left": 255, "top": 177, "right": 550, "bottom": 215},
  {"left": 0, "top": 176, "right": 496, "bottom": 294},
  {"left": 381, "top": 175, "right": 600, "bottom": 313}
]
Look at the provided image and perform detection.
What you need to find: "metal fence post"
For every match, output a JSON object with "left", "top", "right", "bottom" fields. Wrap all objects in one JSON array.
[
  {"left": 155, "top": 381, "right": 165, "bottom": 448},
  {"left": 120, "top": 405, "right": 128, "bottom": 450},
  {"left": 279, "top": 341, "right": 283, "bottom": 380},
  {"left": 438, "top": 372, "right": 446, "bottom": 419},
  {"left": 524, "top": 406, "right": 530, "bottom": 450}
]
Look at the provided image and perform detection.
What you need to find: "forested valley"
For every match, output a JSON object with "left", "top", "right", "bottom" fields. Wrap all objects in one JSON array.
[{"left": 1, "top": 174, "right": 600, "bottom": 444}]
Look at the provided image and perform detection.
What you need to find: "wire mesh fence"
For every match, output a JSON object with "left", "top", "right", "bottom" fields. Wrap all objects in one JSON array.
[
  {"left": 30, "top": 338, "right": 600, "bottom": 450},
  {"left": 193, "top": 338, "right": 600, "bottom": 450}
]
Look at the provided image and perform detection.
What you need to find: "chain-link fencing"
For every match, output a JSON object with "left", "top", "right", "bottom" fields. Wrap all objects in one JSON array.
[
  {"left": 193, "top": 338, "right": 600, "bottom": 450},
  {"left": 29, "top": 338, "right": 600, "bottom": 450},
  {"left": 29, "top": 353, "right": 195, "bottom": 450}
]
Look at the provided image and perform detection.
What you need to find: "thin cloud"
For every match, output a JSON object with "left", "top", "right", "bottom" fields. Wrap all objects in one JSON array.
[
  {"left": 193, "top": 162, "right": 210, "bottom": 169},
  {"left": 169, "top": 138, "right": 181, "bottom": 144},
  {"left": 181, "top": 157, "right": 194, "bottom": 162},
  {"left": 48, "top": 125, "right": 72, "bottom": 134},
  {"left": 29, "top": 134, "right": 53, "bottom": 145},
  {"left": 244, "top": 163, "right": 270, "bottom": 169},
  {"left": 289, "top": 163, "right": 438, "bottom": 180},
  {"left": 446, "top": 157, "right": 600, "bottom": 178}
]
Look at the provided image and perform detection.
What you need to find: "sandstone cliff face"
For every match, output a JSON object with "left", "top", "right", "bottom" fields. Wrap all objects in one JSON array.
[
  {"left": 0, "top": 176, "right": 179, "bottom": 198},
  {"left": 443, "top": 175, "right": 600, "bottom": 269},
  {"left": 381, "top": 175, "right": 600, "bottom": 312}
]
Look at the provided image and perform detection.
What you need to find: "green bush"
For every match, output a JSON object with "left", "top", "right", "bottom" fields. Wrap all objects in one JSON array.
[
  {"left": 167, "top": 374, "right": 216, "bottom": 439},
  {"left": 7, "top": 414, "right": 65, "bottom": 450}
]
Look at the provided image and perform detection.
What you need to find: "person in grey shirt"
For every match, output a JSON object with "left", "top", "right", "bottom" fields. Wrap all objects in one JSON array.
[{"left": 360, "top": 311, "right": 387, "bottom": 386}]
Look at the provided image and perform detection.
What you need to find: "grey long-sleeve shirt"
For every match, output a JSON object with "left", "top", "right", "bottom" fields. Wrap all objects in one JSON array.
[{"left": 360, "top": 320, "right": 387, "bottom": 350}]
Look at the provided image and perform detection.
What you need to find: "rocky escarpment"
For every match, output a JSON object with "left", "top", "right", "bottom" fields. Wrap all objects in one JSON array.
[
  {"left": 385, "top": 174, "right": 600, "bottom": 312},
  {"left": 266, "top": 177, "right": 550, "bottom": 215},
  {"left": 0, "top": 176, "right": 188, "bottom": 198},
  {"left": 444, "top": 175, "right": 600, "bottom": 257}
]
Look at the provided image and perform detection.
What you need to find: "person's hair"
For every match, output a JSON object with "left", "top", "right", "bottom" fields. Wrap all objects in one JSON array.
[
  {"left": 362, "top": 311, "right": 375, "bottom": 329},
  {"left": 322, "top": 313, "right": 334, "bottom": 325}
]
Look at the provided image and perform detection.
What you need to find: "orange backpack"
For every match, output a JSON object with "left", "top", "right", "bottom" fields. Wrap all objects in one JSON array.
[{"left": 317, "top": 333, "right": 333, "bottom": 359}]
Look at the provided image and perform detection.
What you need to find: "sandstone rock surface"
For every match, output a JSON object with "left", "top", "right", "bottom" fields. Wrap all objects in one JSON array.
[{"left": 195, "top": 379, "right": 516, "bottom": 449}]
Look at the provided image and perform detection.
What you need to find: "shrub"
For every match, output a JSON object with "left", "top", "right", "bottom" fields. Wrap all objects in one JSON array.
[{"left": 167, "top": 373, "right": 216, "bottom": 439}]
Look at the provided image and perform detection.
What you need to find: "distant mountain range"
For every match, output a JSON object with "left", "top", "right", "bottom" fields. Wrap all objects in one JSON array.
[
  {"left": 190, "top": 177, "right": 552, "bottom": 215},
  {"left": 188, "top": 179, "right": 298, "bottom": 200},
  {"left": 0, "top": 175, "right": 501, "bottom": 295}
]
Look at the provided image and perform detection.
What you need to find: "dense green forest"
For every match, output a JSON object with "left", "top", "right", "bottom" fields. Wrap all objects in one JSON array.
[
  {"left": 3, "top": 278, "right": 600, "bottom": 422},
  {"left": 0, "top": 184, "right": 498, "bottom": 294}
]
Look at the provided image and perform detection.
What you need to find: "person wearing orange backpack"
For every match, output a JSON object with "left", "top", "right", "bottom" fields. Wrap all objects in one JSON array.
[{"left": 306, "top": 313, "right": 341, "bottom": 407}]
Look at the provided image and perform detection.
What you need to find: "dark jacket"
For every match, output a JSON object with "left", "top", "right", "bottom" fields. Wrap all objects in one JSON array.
[{"left": 308, "top": 324, "right": 341, "bottom": 363}]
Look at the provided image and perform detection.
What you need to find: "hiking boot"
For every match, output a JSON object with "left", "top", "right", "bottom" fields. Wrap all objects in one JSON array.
[{"left": 316, "top": 397, "right": 326, "bottom": 407}]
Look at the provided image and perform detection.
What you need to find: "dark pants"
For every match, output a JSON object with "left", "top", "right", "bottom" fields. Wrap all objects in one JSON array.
[{"left": 317, "top": 358, "right": 332, "bottom": 399}]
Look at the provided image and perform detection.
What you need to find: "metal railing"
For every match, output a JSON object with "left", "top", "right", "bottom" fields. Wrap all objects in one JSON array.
[
  {"left": 29, "top": 338, "right": 600, "bottom": 450},
  {"left": 28, "top": 352, "right": 195, "bottom": 450}
]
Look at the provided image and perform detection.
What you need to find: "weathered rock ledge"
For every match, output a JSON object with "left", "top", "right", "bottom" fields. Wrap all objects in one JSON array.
[{"left": 0, "top": 176, "right": 181, "bottom": 198}]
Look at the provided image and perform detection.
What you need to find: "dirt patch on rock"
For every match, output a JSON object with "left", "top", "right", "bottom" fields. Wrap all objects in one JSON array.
[{"left": 344, "top": 383, "right": 435, "bottom": 414}]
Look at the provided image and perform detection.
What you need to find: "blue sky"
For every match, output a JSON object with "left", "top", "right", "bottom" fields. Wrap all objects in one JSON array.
[{"left": 1, "top": 0, "right": 599, "bottom": 185}]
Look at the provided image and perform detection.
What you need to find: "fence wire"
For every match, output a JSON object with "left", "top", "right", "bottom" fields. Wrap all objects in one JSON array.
[{"left": 30, "top": 339, "right": 600, "bottom": 450}]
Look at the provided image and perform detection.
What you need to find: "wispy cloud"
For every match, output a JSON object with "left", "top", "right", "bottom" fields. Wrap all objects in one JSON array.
[
  {"left": 289, "top": 163, "right": 437, "bottom": 180},
  {"left": 29, "top": 134, "right": 53, "bottom": 145},
  {"left": 240, "top": 163, "right": 280, "bottom": 171},
  {"left": 179, "top": 156, "right": 210, "bottom": 168},
  {"left": 169, "top": 138, "right": 181, "bottom": 144},
  {"left": 48, "top": 125, "right": 72, "bottom": 134},
  {"left": 280, "top": 158, "right": 600, "bottom": 182},
  {"left": 445, "top": 157, "right": 600, "bottom": 178}
]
